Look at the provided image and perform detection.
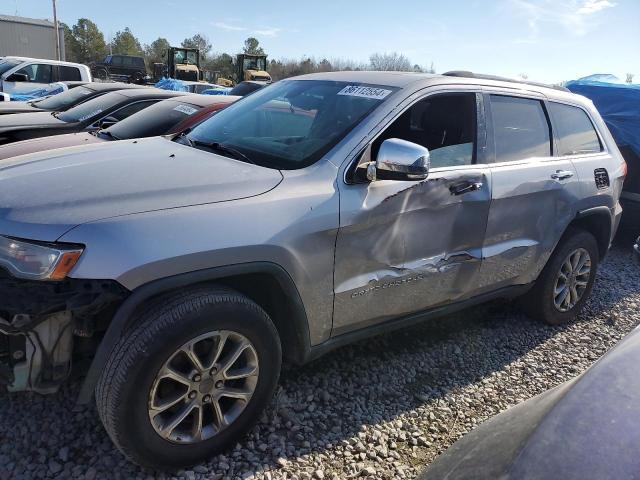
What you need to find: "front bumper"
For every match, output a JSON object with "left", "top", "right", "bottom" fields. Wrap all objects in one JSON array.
[{"left": 1, "top": 271, "right": 128, "bottom": 392}]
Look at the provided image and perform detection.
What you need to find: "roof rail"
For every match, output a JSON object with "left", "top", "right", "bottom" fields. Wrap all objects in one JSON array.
[{"left": 443, "top": 71, "right": 570, "bottom": 93}]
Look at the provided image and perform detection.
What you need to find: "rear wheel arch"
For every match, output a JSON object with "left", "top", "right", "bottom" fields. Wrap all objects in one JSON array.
[
  {"left": 565, "top": 206, "right": 612, "bottom": 261},
  {"left": 78, "top": 262, "right": 311, "bottom": 404}
]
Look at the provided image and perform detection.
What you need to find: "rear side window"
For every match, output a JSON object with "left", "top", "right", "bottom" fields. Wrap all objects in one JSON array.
[
  {"left": 490, "top": 95, "right": 551, "bottom": 162},
  {"left": 58, "top": 65, "right": 82, "bottom": 81},
  {"left": 549, "top": 102, "right": 602, "bottom": 155}
]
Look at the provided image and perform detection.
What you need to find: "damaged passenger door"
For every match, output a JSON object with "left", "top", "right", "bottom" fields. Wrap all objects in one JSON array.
[{"left": 332, "top": 90, "right": 492, "bottom": 335}]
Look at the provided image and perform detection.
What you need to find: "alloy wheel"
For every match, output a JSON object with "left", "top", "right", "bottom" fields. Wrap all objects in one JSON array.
[
  {"left": 148, "top": 330, "right": 259, "bottom": 444},
  {"left": 553, "top": 247, "right": 592, "bottom": 312}
]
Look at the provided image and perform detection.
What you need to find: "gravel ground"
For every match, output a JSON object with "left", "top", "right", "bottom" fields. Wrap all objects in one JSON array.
[{"left": 1, "top": 239, "right": 639, "bottom": 480}]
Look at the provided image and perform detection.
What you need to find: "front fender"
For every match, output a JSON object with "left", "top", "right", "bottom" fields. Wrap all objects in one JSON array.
[{"left": 77, "top": 261, "right": 311, "bottom": 404}]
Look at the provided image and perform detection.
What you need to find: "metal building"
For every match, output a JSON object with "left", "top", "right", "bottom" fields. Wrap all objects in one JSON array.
[{"left": 0, "top": 15, "right": 65, "bottom": 60}]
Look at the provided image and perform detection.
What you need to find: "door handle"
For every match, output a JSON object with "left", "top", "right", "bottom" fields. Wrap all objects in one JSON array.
[
  {"left": 450, "top": 181, "right": 483, "bottom": 196},
  {"left": 551, "top": 170, "right": 574, "bottom": 180}
]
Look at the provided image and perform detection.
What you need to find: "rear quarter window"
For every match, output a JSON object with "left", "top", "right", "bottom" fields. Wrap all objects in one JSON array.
[{"left": 549, "top": 102, "right": 602, "bottom": 155}]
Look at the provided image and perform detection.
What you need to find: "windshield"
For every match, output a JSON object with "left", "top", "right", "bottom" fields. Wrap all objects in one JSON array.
[
  {"left": 107, "top": 99, "right": 202, "bottom": 139},
  {"left": 30, "top": 86, "right": 95, "bottom": 111},
  {"left": 174, "top": 49, "right": 198, "bottom": 64},
  {"left": 58, "top": 91, "right": 126, "bottom": 123},
  {"left": 184, "top": 80, "right": 397, "bottom": 169},
  {"left": 243, "top": 57, "right": 266, "bottom": 71},
  {"left": 0, "top": 60, "right": 20, "bottom": 76}
]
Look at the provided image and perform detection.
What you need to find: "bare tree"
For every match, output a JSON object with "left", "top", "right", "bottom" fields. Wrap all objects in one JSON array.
[
  {"left": 627, "top": 73, "right": 635, "bottom": 84},
  {"left": 369, "top": 52, "right": 411, "bottom": 71},
  {"left": 267, "top": 56, "right": 368, "bottom": 81}
]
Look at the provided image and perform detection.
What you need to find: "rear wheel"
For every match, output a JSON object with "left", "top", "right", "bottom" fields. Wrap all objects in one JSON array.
[
  {"left": 523, "top": 227, "right": 599, "bottom": 325},
  {"left": 94, "top": 68, "right": 109, "bottom": 81},
  {"left": 96, "top": 287, "right": 281, "bottom": 469}
]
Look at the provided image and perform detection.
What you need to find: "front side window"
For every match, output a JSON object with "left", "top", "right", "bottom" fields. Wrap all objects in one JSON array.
[
  {"left": 15, "top": 64, "right": 53, "bottom": 83},
  {"left": 30, "top": 85, "right": 94, "bottom": 110},
  {"left": 371, "top": 93, "right": 477, "bottom": 168},
  {"left": 490, "top": 95, "right": 551, "bottom": 163},
  {"left": 549, "top": 102, "right": 602, "bottom": 155},
  {"left": 183, "top": 80, "right": 397, "bottom": 169}
]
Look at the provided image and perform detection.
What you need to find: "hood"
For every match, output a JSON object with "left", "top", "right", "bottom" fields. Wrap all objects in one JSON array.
[
  {"left": 0, "top": 101, "right": 41, "bottom": 115},
  {"left": 0, "top": 136, "right": 283, "bottom": 241},
  {"left": 0, "top": 111, "right": 66, "bottom": 131},
  {"left": 420, "top": 326, "right": 640, "bottom": 480},
  {"left": 0, "top": 132, "right": 101, "bottom": 161}
]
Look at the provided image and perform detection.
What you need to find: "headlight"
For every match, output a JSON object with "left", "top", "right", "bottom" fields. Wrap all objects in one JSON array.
[{"left": 0, "top": 236, "right": 83, "bottom": 281}]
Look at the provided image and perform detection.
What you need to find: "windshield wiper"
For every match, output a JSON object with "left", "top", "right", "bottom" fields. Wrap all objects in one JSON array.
[
  {"left": 192, "top": 140, "right": 255, "bottom": 164},
  {"left": 175, "top": 129, "right": 194, "bottom": 147},
  {"left": 97, "top": 130, "right": 120, "bottom": 140}
]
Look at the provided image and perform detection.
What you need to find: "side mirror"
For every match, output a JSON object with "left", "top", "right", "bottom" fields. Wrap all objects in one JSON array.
[
  {"left": 98, "top": 116, "right": 119, "bottom": 129},
  {"left": 367, "top": 138, "right": 430, "bottom": 182},
  {"left": 6, "top": 72, "right": 29, "bottom": 83}
]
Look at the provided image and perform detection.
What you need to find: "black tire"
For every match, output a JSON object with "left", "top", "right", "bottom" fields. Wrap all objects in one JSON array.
[
  {"left": 94, "top": 68, "right": 109, "bottom": 81},
  {"left": 523, "top": 227, "right": 599, "bottom": 325},
  {"left": 95, "top": 287, "right": 281, "bottom": 469}
]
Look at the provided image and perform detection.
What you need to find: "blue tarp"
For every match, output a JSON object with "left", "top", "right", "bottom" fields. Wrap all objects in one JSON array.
[
  {"left": 154, "top": 77, "right": 189, "bottom": 92},
  {"left": 566, "top": 75, "right": 640, "bottom": 157},
  {"left": 9, "top": 82, "right": 67, "bottom": 101}
]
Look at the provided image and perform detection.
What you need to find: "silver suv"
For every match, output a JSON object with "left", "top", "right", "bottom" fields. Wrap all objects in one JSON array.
[{"left": 0, "top": 71, "right": 625, "bottom": 468}]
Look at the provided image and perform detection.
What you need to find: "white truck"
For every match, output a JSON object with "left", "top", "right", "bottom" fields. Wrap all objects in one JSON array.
[{"left": 0, "top": 56, "right": 92, "bottom": 101}]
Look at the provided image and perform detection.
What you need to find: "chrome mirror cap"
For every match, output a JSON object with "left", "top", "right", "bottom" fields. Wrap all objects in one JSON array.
[{"left": 373, "top": 138, "right": 430, "bottom": 181}]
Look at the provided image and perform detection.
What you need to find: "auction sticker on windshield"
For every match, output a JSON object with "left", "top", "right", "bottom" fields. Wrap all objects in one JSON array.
[
  {"left": 337, "top": 85, "right": 392, "bottom": 100},
  {"left": 173, "top": 104, "right": 198, "bottom": 115}
]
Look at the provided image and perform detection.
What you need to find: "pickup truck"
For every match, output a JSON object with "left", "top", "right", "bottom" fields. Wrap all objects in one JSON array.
[{"left": 0, "top": 56, "right": 92, "bottom": 100}]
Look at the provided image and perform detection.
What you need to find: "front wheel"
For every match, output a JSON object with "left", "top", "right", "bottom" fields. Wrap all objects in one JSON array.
[
  {"left": 96, "top": 287, "right": 282, "bottom": 469},
  {"left": 523, "top": 227, "right": 599, "bottom": 325}
]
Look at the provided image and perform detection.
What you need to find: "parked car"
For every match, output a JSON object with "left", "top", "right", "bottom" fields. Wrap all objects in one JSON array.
[
  {"left": 229, "top": 80, "right": 267, "bottom": 96},
  {"left": 0, "top": 88, "right": 185, "bottom": 144},
  {"left": 0, "top": 56, "right": 92, "bottom": 99},
  {"left": 0, "top": 94, "right": 240, "bottom": 159},
  {"left": 0, "top": 71, "right": 625, "bottom": 468},
  {"left": 0, "top": 82, "right": 140, "bottom": 115},
  {"left": 91, "top": 54, "right": 148, "bottom": 84},
  {"left": 418, "top": 324, "right": 640, "bottom": 480},
  {"left": 181, "top": 81, "right": 225, "bottom": 94}
]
